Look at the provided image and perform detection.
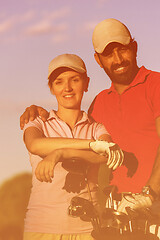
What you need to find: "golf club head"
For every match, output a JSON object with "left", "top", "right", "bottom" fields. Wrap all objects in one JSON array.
[
  {"left": 102, "top": 208, "right": 116, "bottom": 219},
  {"left": 125, "top": 207, "right": 139, "bottom": 219},
  {"left": 68, "top": 196, "right": 96, "bottom": 220},
  {"left": 113, "top": 211, "right": 129, "bottom": 223}
]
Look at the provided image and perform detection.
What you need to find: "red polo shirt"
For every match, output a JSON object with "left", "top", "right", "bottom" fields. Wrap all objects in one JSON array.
[{"left": 90, "top": 66, "right": 160, "bottom": 193}]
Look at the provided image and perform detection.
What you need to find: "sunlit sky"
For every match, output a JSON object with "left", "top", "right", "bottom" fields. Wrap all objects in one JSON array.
[{"left": 1, "top": 0, "right": 160, "bottom": 184}]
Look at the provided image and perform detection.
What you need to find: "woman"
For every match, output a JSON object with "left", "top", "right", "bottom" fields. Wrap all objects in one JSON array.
[{"left": 23, "top": 53, "right": 123, "bottom": 240}]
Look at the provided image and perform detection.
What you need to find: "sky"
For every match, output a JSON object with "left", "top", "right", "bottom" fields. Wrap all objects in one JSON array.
[{"left": 1, "top": 0, "right": 160, "bottom": 184}]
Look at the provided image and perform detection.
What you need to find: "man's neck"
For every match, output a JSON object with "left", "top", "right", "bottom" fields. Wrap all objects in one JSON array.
[{"left": 113, "top": 83, "right": 130, "bottom": 94}]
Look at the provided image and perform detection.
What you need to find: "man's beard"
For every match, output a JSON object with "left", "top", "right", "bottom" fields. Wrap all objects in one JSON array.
[{"left": 103, "top": 60, "right": 138, "bottom": 86}]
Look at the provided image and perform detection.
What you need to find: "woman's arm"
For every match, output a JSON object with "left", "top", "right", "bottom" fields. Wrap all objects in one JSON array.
[
  {"left": 35, "top": 148, "right": 108, "bottom": 182},
  {"left": 24, "top": 127, "right": 111, "bottom": 157}
]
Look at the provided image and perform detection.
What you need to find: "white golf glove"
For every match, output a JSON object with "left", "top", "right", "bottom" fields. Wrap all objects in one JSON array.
[
  {"left": 117, "top": 193, "right": 153, "bottom": 215},
  {"left": 89, "top": 140, "right": 124, "bottom": 170}
]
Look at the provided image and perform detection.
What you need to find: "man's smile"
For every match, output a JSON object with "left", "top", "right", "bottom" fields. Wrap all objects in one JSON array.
[{"left": 113, "top": 65, "right": 129, "bottom": 74}]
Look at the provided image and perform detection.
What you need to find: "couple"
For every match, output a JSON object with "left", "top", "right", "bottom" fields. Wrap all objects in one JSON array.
[{"left": 21, "top": 18, "right": 160, "bottom": 240}]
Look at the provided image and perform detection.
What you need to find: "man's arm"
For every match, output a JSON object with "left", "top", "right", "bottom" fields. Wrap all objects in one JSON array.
[
  {"left": 20, "top": 99, "right": 98, "bottom": 130},
  {"left": 117, "top": 117, "right": 160, "bottom": 215},
  {"left": 146, "top": 116, "right": 160, "bottom": 196},
  {"left": 20, "top": 105, "right": 49, "bottom": 129}
]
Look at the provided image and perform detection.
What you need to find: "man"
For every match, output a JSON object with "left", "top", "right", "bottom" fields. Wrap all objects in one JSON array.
[
  {"left": 90, "top": 19, "right": 160, "bottom": 222},
  {"left": 20, "top": 19, "right": 160, "bottom": 216},
  {"left": 90, "top": 18, "right": 160, "bottom": 193}
]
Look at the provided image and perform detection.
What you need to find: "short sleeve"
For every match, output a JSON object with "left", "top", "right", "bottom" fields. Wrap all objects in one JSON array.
[
  {"left": 23, "top": 117, "right": 44, "bottom": 133},
  {"left": 93, "top": 122, "right": 110, "bottom": 140}
]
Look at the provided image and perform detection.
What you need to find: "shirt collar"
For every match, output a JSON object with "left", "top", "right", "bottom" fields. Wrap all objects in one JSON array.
[
  {"left": 47, "top": 110, "right": 92, "bottom": 124},
  {"left": 107, "top": 66, "right": 151, "bottom": 94},
  {"left": 130, "top": 66, "right": 151, "bottom": 87}
]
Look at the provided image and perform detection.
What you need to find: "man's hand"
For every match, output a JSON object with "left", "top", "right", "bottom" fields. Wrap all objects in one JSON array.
[
  {"left": 35, "top": 149, "right": 62, "bottom": 182},
  {"left": 90, "top": 140, "right": 124, "bottom": 170},
  {"left": 117, "top": 193, "right": 153, "bottom": 215},
  {"left": 20, "top": 105, "right": 49, "bottom": 129}
]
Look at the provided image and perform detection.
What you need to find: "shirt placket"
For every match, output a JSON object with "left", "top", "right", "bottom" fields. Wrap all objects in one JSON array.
[
  {"left": 58, "top": 119, "right": 82, "bottom": 139},
  {"left": 118, "top": 94, "right": 123, "bottom": 123}
]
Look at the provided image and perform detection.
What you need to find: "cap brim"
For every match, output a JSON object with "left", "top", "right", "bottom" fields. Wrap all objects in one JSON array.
[
  {"left": 48, "top": 65, "right": 86, "bottom": 79},
  {"left": 96, "top": 37, "right": 131, "bottom": 53}
]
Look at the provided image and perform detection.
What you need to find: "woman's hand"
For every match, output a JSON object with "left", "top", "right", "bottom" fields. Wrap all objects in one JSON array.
[{"left": 35, "top": 149, "right": 63, "bottom": 182}]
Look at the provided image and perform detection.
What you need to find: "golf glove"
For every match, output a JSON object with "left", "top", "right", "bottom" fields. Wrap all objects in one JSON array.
[
  {"left": 117, "top": 193, "right": 153, "bottom": 215},
  {"left": 90, "top": 140, "right": 124, "bottom": 170}
]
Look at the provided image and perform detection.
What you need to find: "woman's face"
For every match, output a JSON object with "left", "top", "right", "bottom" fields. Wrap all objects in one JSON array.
[{"left": 50, "top": 70, "right": 89, "bottom": 111}]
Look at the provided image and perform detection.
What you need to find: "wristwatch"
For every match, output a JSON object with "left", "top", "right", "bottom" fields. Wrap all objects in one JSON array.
[{"left": 141, "top": 185, "right": 158, "bottom": 201}]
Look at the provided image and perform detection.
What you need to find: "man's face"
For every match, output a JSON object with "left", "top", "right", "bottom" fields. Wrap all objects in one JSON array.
[{"left": 95, "top": 42, "right": 138, "bottom": 85}]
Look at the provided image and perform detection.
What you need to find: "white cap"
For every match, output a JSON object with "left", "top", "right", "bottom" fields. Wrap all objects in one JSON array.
[
  {"left": 48, "top": 54, "right": 87, "bottom": 79},
  {"left": 92, "top": 18, "right": 132, "bottom": 53}
]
